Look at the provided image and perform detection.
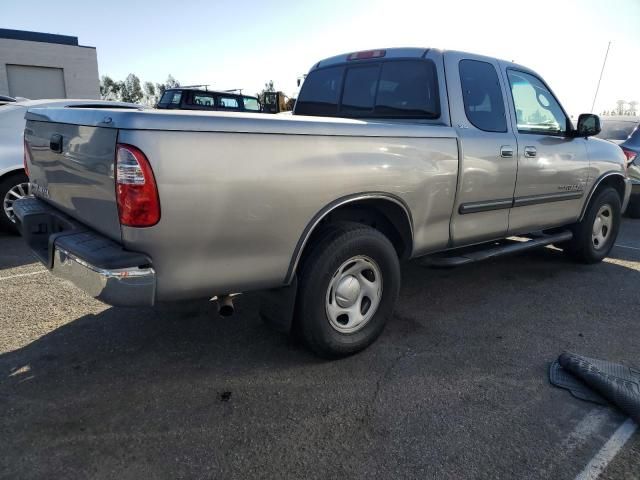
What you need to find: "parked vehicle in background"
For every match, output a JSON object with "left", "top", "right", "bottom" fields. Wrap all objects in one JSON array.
[
  {"left": 596, "top": 116, "right": 640, "bottom": 217},
  {"left": 156, "top": 88, "right": 261, "bottom": 113},
  {"left": 262, "top": 91, "right": 294, "bottom": 113},
  {"left": 17, "top": 48, "right": 630, "bottom": 357},
  {"left": 0, "top": 99, "right": 141, "bottom": 233}
]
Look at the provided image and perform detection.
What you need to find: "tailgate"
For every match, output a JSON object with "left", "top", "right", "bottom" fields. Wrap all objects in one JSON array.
[{"left": 24, "top": 118, "right": 121, "bottom": 241}]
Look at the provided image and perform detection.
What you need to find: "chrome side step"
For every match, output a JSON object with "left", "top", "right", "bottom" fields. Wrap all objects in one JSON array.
[{"left": 423, "top": 230, "right": 573, "bottom": 268}]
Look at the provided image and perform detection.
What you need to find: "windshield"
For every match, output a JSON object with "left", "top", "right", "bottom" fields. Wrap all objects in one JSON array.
[
  {"left": 596, "top": 120, "right": 639, "bottom": 141},
  {"left": 158, "top": 90, "right": 182, "bottom": 106}
]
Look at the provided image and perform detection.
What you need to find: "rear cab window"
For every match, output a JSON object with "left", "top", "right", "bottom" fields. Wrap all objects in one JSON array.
[{"left": 295, "top": 59, "right": 440, "bottom": 119}]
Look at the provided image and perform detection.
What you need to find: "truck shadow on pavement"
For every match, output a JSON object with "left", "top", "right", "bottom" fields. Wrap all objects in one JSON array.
[
  {"left": 0, "top": 232, "right": 37, "bottom": 270},
  {"left": 0, "top": 245, "right": 639, "bottom": 478}
]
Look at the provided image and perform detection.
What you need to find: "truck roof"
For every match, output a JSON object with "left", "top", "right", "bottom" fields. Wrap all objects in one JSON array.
[
  {"left": 164, "top": 88, "right": 258, "bottom": 99},
  {"left": 311, "top": 47, "right": 531, "bottom": 75}
]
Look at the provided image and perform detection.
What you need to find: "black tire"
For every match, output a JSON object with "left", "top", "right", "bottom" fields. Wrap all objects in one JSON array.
[
  {"left": 563, "top": 187, "right": 621, "bottom": 264},
  {"left": 295, "top": 222, "right": 401, "bottom": 358},
  {"left": 626, "top": 195, "right": 640, "bottom": 219},
  {"left": 0, "top": 172, "right": 29, "bottom": 235}
]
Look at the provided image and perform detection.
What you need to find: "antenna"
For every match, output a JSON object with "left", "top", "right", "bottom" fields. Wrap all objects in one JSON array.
[{"left": 591, "top": 41, "right": 611, "bottom": 113}]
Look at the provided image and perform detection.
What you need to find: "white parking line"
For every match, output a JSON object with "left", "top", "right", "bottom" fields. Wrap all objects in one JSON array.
[
  {"left": 574, "top": 418, "right": 638, "bottom": 480},
  {"left": 615, "top": 244, "right": 640, "bottom": 251},
  {"left": 0, "top": 270, "right": 46, "bottom": 281}
]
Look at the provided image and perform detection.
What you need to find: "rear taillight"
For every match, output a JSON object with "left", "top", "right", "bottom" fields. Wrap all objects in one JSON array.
[
  {"left": 23, "top": 136, "right": 30, "bottom": 177},
  {"left": 622, "top": 147, "right": 637, "bottom": 165},
  {"left": 115, "top": 144, "right": 160, "bottom": 227}
]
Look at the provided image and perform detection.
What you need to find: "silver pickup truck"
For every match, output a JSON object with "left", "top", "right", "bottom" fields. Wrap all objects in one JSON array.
[{"left": 16, "top": 48, "right": 631, "bottom": 357}]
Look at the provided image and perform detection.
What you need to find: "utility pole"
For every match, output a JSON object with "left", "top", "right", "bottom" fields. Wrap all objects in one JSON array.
[{"left": 591, "top": 41, "right": 611, "bottom": 113}]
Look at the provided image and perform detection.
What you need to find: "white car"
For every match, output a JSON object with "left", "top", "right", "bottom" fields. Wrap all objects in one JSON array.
[{"left": 0, "top": 99, "right": 141, "bottom": 233}]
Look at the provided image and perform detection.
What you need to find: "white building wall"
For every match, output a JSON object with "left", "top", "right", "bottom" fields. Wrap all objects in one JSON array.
[{"left": 0, "top": 38, "right": 99, "bottom": 99}]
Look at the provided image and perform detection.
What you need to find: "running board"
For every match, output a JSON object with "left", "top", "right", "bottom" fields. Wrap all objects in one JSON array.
[{"left": 423, "top": 230, "right": 573, "bottom": 268}]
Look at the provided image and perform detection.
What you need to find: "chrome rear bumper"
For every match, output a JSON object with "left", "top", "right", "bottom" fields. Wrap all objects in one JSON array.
[
  {"left": 53, "top": 247, "right": 156, "bottom": 307},
  {"left": 13, "top": 197, "right": 156, "bottom": 307}
]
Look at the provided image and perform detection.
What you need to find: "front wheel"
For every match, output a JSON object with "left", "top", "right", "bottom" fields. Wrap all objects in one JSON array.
[
  {"left": 562, "top": 187, "right": 621, "bottom": 263},
  {"left": 295, "top": 223, "right": 401, "bottom": 358}
]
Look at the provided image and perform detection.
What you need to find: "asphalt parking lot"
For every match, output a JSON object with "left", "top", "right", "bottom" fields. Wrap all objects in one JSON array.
[{"left": 1, "top": 220, "right": 639, "bottom": 480}]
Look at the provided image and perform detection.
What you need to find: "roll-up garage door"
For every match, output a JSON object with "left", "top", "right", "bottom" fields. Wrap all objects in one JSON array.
[{"left": 7, "top": 65, "right": 66, "bottom": 99}]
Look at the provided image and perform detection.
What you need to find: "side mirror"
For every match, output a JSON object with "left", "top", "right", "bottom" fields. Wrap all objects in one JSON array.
[{"left": 575, "top": 113, "right": 601, "bottom": 137}]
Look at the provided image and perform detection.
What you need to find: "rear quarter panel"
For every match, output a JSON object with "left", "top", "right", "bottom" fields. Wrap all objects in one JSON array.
[{"left": 118, "top": 129, "right": 458, "bottom": 300}]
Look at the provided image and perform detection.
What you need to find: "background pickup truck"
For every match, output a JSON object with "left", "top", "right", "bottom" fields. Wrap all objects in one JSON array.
[{"left": 17, "top": 48, "right": 631, "bottom": 358}]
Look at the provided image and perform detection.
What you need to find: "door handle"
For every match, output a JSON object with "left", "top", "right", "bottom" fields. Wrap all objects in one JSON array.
[
  {"left": 524, "top": 146, "right": 537, "bottom": 158},
  {"left": 500, "top": 146, "right": 514, "bottom": 158},
  {"left": 50, "top": 134, "right": 63, "bottom": 153}
]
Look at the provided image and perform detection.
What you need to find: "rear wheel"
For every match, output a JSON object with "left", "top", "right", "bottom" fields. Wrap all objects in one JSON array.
[
  {"left": 0, "top": 172, "right": 30, "bottom": 234},
  {"left": 295, "top": 223, "right": 400, "bottom": 358},
  {"left": 562, "top": 187, "right": 621, "bottom": 263}
]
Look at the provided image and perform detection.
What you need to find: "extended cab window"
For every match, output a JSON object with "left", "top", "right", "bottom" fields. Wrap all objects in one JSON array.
[
  {"left": 507, "top": 70, "right": 568, "bottom": 135},
  {"left": 459, "top": 60, "right": 506, "bottom": 132}
]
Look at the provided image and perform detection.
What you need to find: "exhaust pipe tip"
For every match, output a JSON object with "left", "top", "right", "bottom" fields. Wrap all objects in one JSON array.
[{"left": 217, "top": 295, "right": 235, "bottom": 317}]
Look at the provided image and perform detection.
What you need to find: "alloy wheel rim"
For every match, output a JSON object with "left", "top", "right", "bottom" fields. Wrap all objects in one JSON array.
[
  {"left": 591, "top": 204, "right": 613, "bottom": 250},
  {"left": 325, "top": 255, "right": 383, "bottom": 334},
  {"left": 3, "top": 182, "right": 31, "bottom": 224}
]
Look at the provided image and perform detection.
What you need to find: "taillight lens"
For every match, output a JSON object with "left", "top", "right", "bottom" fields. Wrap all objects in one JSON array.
[
  {"left": 115, "top": 144, "right": 160, "bottom": 227},
  {"left": 622, "top": 147, "right": 637, "bottom": 165},
  {"left": 23, "top": 136, "right": 30, "bottom": 177}
]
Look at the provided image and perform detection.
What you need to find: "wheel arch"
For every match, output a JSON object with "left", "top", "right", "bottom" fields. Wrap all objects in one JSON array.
[
  {"left": 579, "top": 172, "right": 626, "bottom": 222},
  {"left": 284, "top": 193, "right": 414, "bottom": 284},
  {"left": 0, "top": 167, "right": 26, "bottom": 182}
]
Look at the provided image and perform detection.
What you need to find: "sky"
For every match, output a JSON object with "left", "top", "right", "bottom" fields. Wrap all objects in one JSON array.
[{"left": 2, "top": 0, "right": 639, "bottom": 116}]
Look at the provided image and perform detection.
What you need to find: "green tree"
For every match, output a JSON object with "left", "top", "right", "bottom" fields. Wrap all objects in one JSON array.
[
  {"left": 100, "top": 75, "right": 121, "bottom": 100},
  {"left": 119, "top": 74, "right": 143, "bottom": 103},
  {"left": 142, "top": 81, "right": 157, "bottom": 106},
  {"left": 155, "top": 75, "right": 180, "bottom": 99}
]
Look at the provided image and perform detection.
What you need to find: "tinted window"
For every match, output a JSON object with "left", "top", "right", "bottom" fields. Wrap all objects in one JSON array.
[
  {"left": 341, "top": 66, "right": 379, "bottom": 114},
  {"left": 243, "top": 97, "right": 260, "bottom": 111},
  {"left": 507, "top": 70, "right": 567, "bottom": 135},
  {"left": 218, "top": 97, "right": 239, "bottom": 108},
  {"left": 596, "top": 120, "right": 639, "bottom": 141},
  {"left": 296, "top": 60, "right": 439, "bottom": 119},
  {"left": 296, "top": 66, "right": 344, "bottom": 116},
  {"left": 192, "top": 93, "right": 215, "bottom": 107},
  {"left": 158, "top": 90, "right": 181, "bottom": 106},
  {"left": 459, "top": 60, "right": 506, "bottom": 132},
  {"left": 375, "top": 60, "right": 439, "bottom": 118}
]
